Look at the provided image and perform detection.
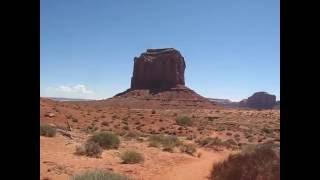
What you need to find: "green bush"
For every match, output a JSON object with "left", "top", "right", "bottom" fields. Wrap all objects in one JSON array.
[
  {"left": 121, "top": 150, "right": 144, "bottom": 164},
  {"left": 76, "top": 141, "right": 102, "bottom": 158},
  {"left": 180, "top": 144, "right": 197, "bottom": 155},
  {"left": 40, "top": 124, "right": 56, "bottom": 137},
  {"left": 176, "top": 116, "right": 193, "bottom": 126},
  {"left": 89, "top": 132, "right": 120, "bottom": 149},
  {"left": 71, "top": 170, "right": 130, "bottom": 180},
  {"left": 210, "top": 144, "right": 280, "bottom": 180}
]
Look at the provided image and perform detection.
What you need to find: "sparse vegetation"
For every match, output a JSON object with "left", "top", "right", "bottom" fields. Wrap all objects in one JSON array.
[
  {"left": 210, "top": 144, "right": 280, "bottom": 180},
  {"left": 148, "top": 134, "right": 181, "bottom": 152},
  {"left": 75, "top": 141, "right": 102, "bottom": 158},
  {"left": 72, "top": 118, "right": 78, "bottom": 123},
  {"left": 180, "top": 143, "right": 197, "bottom": 155},
  {"left": 40, "top": 124, "right": 56, "bottom": 137},
  {"left": 120, "top": 150, "right": 144, "bottom": 164},
  {"left": 123, "top": 131, "right": 141, "bottom": 140},
  {"left": 151, "top": 110, "right": 156, "bottom": 114},
  {"left": 176, "top": 116, "right": 193, "bottom": 126},
  {"left": 262, "top": 128, "right": 273, "bottom": 134},
  {"left": 71, "top": 170, "right": 130, "bottom": 180},
  {"left": 101, "top": 121, "right": 109, "bottom": 126},
  {"left": 196, "top": 137, "right": 223, "bottom": 147},
  {"left": 207, "top": 116, "right": 219, "bottom": 121},
  {"left": 197, "top": 152, "right": 202, "bottom": 158},
  {"left": 148, "top": 141, "right": 161, "bottom": 148},
  {"left": 89, "top": 132, "right": 120, "bottom": 149}
]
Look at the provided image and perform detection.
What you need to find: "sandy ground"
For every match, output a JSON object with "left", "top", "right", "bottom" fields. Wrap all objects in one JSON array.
[
  {"left": 40, "top": 132, "right": 231, "bottom": 180},
  {"left": 40, "top": 98, "right": 279, "bottom": 180}
]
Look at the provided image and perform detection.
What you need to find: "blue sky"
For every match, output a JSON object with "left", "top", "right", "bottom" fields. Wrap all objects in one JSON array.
[{"left": 40, "top": 0, "right": 279, "bottom": 101}]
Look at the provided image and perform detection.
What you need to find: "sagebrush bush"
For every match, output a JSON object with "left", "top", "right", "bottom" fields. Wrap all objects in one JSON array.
[
  {"left": 40, "top": 124, "right": 56, "bottom": 137},
  {"left": 76, "top": 141, "right": 102, "bottom": 158},
  {"left": 89, "top": 132, "right": 120, "bottom": 149},
  {"left": 176, "top": 116, "right": 193, "bottom": 126},
  {"left": 71, "top": 170, "right": 130, "bottom": 180},
  {"left": 211, "top": 144, "right": 280, "bottom": 180},
  {"left": 162, "top": 143, "right": 175, "bottom": 152},
  {"left": 123, "top": 131, "right": 140, "bottom": 140},
  {"left": 121, "top": 150, "right": 144, "bottom": 164},
  {"left": 180, "top": 144, "right": 197, "bottom": 155},
  {"left": 148, "top": 141, "right": 161, "bottom": 148},
  {"left": 148, "top": 134, "right": 181, "bottom": 152},
  {"left": 196, "top": 137, "right": 223, "bottom": 147},
  {"left": 149, "top": 135, "right": 181, "bottom": 146}
]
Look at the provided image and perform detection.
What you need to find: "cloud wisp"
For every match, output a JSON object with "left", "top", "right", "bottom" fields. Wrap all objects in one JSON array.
[{"left": 45, "top": 84, "right": 96, "bottom": 99}]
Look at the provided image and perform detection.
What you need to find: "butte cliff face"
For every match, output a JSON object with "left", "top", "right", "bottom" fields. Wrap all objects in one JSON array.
[
  {"left": 130, "top": 48, "right": 186, "bottom": 90},
  {"left": 240, "top": 92, "right": 276, "bottom": 109}
]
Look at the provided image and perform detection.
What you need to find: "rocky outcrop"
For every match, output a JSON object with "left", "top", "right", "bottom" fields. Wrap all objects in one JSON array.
[
  {"left": 130, "top": 48, "right": 186, "bottom": 90},
  {"left": 240, "top": 92, "right": 276, "bottom": 109}
]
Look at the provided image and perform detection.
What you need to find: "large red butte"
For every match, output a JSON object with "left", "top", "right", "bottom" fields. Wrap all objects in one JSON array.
[{"left": 130, "top": 48, "right": 186, "bottom": 90}]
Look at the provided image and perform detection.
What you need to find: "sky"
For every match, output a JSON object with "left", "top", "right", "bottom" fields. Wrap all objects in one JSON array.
[{"left": 40, "top": 0, "right": 279, "bottom": 101}]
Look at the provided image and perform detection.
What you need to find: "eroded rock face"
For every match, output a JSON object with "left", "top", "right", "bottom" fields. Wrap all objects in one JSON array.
[
  {"left": 130, "top": 48, "right": 186, "bottom": 90},
  {"left": 240, "top": 92, "right": 276, "bottom": 109}
]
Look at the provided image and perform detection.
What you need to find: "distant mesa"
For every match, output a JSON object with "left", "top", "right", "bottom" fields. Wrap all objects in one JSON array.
[
  {"left": 208, "top": 98, "right": 239, "bottom": 108},
  {"left": 239, "top": 92, "right": 277, "bottom": 109}
]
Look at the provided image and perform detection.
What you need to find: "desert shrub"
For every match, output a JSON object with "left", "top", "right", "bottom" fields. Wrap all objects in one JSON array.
[
  {"left": 151, "top": 110, "right": 156, "bottom": 114},
  {"left": 210, "top": 144, "right": 280, "bottom": 180},
  {"left": 40, "top": 124, "right": 56, "bottom": 137},
  {"left": 123, "top": 131, "right": 140, "bottom": 140},
  {"left": 123, "top": 126, "right": 129, "bottom": 130},
  {"left": 196, "top": 137, "right": 223, "bottom": 147},
  {"left": 162, "top": 143, "right": 175, "bottom": 152},
  {"left": 120, "top": 150, "right": 144, "bottom": 164},
  {"left": 72, "top": 118, "right": 78, "bottom": 123},
  {"left": 75, "top": 141, "right": 102, "bottom": 158},
  {"left": 101, "top": 121, "right": 109, "bottom": 126},
  {"left": 148, "top": 141, "right": 161, "bottom": 148},
  {"left": 197, "top": 152, "right": 202, "bottom": 158},
  {"left": 89, "top": 132, "right": 120, "bottom": 149},
  {"left": 223, "top": 139, "right": 239, "bottom": 149},
  {"left": 262, "top": 128, "right": 273, "bottom": 134},
  {"left": 148, "top": 134, "right": 181, "bottom": 151},
  {"left": 180, "top": 144, "right": 197, "bottom": 155},
  {"left": 207, "top": 116, "right": 219, "bottom": 121},
  {"left": 71, "top": 170, "right": 129, "bottom": 180},
  {"left": 176, "top": 116, "right": 193, "bottom": 126},
  {"left": 149, "top": 134, "right": 181, "bottom": 146}
]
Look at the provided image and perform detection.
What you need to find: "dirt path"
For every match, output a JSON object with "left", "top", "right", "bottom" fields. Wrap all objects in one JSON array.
[{"left": 151, "top": 149, "right": 230, "bottom": 180}]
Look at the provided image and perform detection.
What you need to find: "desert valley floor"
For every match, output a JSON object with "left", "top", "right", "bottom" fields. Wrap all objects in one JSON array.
[{"left": 40, "top": 98, "right": 280, "bottom": 180}]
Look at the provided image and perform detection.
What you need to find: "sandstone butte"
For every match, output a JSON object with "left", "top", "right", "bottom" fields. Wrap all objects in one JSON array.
[
  {"left": 239, "top": 92, "right": 276, "bottom": 109},
  {"left": 97, "top": 48, "right": 217, "bottom": 109}
]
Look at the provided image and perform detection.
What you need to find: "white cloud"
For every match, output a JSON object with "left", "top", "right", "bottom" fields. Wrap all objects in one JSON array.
[
  {"left": 45, "top": 84, "right": 96, "bottom": 99},
  {"left": 57, "top": 84, "right": 94, "bottom": 94}
]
